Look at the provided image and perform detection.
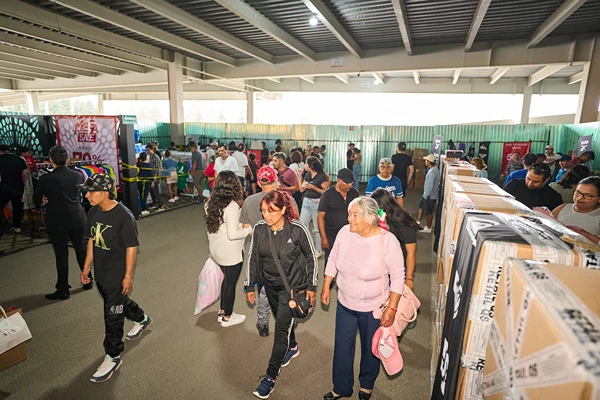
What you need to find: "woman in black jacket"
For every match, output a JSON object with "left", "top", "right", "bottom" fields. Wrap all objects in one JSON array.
[{"left": 245, "top": 190, "right": 318, "bottom": 399}]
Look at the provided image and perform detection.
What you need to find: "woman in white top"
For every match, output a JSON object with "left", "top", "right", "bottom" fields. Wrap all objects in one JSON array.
[
  {"left": 552, "top": 176, "right": 600, "bottom": 242},
  {"left": 206, "top": 170, "right": 252, "bottom": 327}
]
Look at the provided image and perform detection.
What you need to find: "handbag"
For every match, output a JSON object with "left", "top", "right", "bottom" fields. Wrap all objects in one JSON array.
[
  {"left": 268, "top": 230, "right": 313, "bottom": 319},
  {"left": 0, "top": 306, "right": 32, "bottom": 355},
  {"left": 372, "top": 232, "right": 421, "bottom": 336}
]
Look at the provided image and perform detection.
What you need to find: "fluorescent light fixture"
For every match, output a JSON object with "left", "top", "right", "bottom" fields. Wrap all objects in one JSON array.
[
  {"left": 373, "top": 79, "right": 380, "bottom": 85},
  {"left": 309, "top": 16, "right": 318, "bottom": 26}
]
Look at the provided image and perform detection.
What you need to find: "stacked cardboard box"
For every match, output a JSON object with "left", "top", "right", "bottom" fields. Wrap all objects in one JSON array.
[
  {"left": 412, "top": 148, "right": 428, "bottom": 189},
  {"left": 483, "top": 259, "right": 600, "bottom": 400}
]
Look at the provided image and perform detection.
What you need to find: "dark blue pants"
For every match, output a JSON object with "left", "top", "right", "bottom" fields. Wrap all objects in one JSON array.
[{"left": 333, "top": 301, "right": 381, "bottom": 396}]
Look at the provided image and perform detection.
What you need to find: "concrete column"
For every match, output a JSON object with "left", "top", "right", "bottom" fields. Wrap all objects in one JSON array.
[
  {"left": 575, "top": 37, "right": 600, "bottom": 123},
  {"left": 25, "top": 92, "right": 39, "bottom": 115},
  {"left": 167, "top": 61, "right": 185, "bottom": 144},
  {"left": 246, "top": 91, "right": 255, "bottom": 124},
  {"left": 520, "top": 84, "right": 533, "bottom": 124},
  {"left": 97, "top": 94, "right": 104, "bottom": 115}
]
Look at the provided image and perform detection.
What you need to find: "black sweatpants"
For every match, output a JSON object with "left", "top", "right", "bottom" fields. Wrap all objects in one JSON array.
[
  {"left": 219, "top": 260, "right": 243, "bottom": 317},
  {"left": 48, "top": 225, "right": 90, "bottom": 294},
  {"left": 97, "top": 282, "right": 145, "bottom": 358},
  {"left": 264, "top": 284, "right": 297, "bottom": 379},
  {"left": 149, "top": 182, "right": 162, "bottom": 207}
]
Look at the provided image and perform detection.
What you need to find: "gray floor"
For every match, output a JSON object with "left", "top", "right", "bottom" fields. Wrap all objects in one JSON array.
[{"left": 0, "top": 191, "right": 436, "bottom": 400}]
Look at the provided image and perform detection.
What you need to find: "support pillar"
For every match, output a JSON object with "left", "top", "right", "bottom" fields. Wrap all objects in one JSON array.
[
  {"left": 25, "top": 92, "right": 39, "bottom": 115},
  {"left": 575, "top": 37, "right": 600, "bottom": 123},
  {"left": 246, "top": 91, "right": 255, "bottom": 125},
  {"left": 167, "top": 59, "right": 185, "bottom": 145},
  {"left": 97, "top": 94, "right": 104, "bottom": 115},
  {"left": 520, "top": 84, "right": 533, "bottom": 124}
]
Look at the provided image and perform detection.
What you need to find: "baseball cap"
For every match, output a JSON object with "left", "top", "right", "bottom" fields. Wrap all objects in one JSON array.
[
  {"left": 423, "top": 154, "right": 437, "bottom": 163},
  {"left": 337, "top": 168, "right": 355, "bottom": 183},
  {"left": 210, "top": 141, "right": 218, "bottom": 146},
  {"left": 545, "top": 145, "right": 554, "bottom": 150},
  {"left": 559, "top": 154, "right": 571, "bottom": 161},
  {"left": 78, "top": 173, "right": 116, "bottom": 193},
  {"left": 379, "top": 158, "right": 392, "bottom": 166},
  {"left": 257, "top": 165, "right": 277, "bottom": 184}
]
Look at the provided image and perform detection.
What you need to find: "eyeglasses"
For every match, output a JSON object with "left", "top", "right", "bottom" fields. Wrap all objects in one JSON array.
[{"left": 574, "top": 190, "right": 599, "bottom": 200}]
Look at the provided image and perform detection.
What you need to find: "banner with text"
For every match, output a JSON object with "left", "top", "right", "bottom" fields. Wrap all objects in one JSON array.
[
  {"left": 577, "top": 135, "right": 593, "bottom": 156},
  {"left": 55, "top": 116, "right": 119, "bottom": 178},
  {"left": 501, "top": 141, "right": 530, "bottom": 175}
]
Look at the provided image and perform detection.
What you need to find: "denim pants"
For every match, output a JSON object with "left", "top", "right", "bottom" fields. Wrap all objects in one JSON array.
[
  {"left": 352, "top": 164, "right": 361, "bottom": 190},
  {"left": 300, "top": 197, "right": 321, "bottom": 252}
]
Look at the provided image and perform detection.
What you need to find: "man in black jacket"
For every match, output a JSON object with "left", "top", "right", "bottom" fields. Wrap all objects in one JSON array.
[
  {"left": 0, "top": 181, "right": 23, "bottom": 255},
  {"left": 34, "top": 146, "right": 92, "bottom": 300},
  {"left": 0, "top": 144, "right": 27, "bottom": 233}
]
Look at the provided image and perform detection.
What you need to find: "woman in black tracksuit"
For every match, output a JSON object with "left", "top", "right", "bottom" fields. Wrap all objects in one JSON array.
[{"left": 245, "top": 190, "right": 318, "bottom": 400}]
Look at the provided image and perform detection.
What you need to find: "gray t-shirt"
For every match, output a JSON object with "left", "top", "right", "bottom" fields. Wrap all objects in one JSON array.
[
  {"left": 191, "top": 150, "right": 205, "bottom": 171},
  {"left": 240, "top": 191, "right": 298, "bottom": 226}
]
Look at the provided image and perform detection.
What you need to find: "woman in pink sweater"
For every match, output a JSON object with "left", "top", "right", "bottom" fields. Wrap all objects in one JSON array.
[{"left": 321, "top": 196, "right": 405, "bottom": 400}]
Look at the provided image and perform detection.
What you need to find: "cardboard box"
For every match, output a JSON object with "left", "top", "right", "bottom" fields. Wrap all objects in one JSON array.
[
  {"left": 456, "top": 367, "right": 484, "bottom": 400},
  {"left": 446, "top": 165, "right": 480, "bottom": 177},
  {"left": 412, "top": 148, "right": 428, "bottom": 161},
  {"left": 483, "top": 260, "right": 600, "bottom": 400},
  {"left": 413, "top": 158, "right": 426, "bottom": 170},
  {"left": 0, "top": 309, "right": 27, "bottom": 372}
]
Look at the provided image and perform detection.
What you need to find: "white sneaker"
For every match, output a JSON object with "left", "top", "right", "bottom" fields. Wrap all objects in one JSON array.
[
  {"left": 422, "top": 227, "right": 432, "bottom": 233},
  {"left": 416, "top": 221, "right": 421, "bottom": 225},
  {"left": 221, "top": 313, "right": 246, "bottom": 327},
  {"left": 168, "top": 198, "right": 175, "bottom": 203},
  {"left": 141, "top": 210, "right": 150, "bottom": 217},
  {"left": 126, "top": 315, "right": 152, "bottom": 340},
  {"left": 174, "top": 196, "right": 180, "bottom": 201},
  {"left": 90, "top": 355, "right": 121, "bottom": 383},
  {"left": 10, "top": 227, "right": 21, "bottom": 233}
]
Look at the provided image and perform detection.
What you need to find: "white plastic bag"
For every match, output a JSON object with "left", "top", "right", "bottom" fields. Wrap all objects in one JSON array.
[
  {"left": 202, "top": 189, "right": 211, "bottom": 199},
  {"left": 0, "top": 307, "right": 32, "bottom": 354},
  {"left": 194, "top": 258, "right": 224, "bottom": 315}
]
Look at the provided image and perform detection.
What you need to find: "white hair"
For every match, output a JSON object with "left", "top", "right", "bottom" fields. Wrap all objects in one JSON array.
[{"left": 348, "top": 196, "right": 379, "bottom": 226}]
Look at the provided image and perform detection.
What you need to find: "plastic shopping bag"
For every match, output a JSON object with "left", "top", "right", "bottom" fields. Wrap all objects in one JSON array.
[
  {"left": 194, "top": 257, "right": 224, "bottom": 315},
  {"left": 0, "top": 307, "right": 32, "bottom": 355}
]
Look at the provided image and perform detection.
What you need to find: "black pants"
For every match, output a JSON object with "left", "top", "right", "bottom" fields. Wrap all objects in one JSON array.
[
  {"left": 0, "top": 191, "right": 24, "bottom": 229},
  {"left": 149, "top": 182, "right": 162, "bottom": 207},
  {"left": 400, "top": 179, "right": 408, "bottom": 195},
  {"left": 137, "top": 182, "right": 152, "bottom": 211},
  {"left": 48, "top": 225, "right": 90, "bottom": 294},
  {"left": 97, "top": 282, "right": 145, "bottom": 358},
  {"left": 219, "top": 261, "right": 243, "bottom": 317},
  {"left": 264, "top": 284, "right": 297, "bottom": 379}
]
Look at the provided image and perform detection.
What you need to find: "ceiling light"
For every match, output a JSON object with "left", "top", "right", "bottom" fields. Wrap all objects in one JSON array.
[
  {"left": 309, "top": 16, "right": 318, "bottom": 26},
  {"left": 373, "top": 79, "right": 380, "bottom": 85}
]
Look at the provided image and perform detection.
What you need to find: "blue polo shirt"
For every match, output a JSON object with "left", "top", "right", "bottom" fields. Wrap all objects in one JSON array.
[
  {"left": 366, "top": 175, "right": 404, "bottom": 198},
  {"left": 503, "top": 168, "right": 527, "bottom": 187}
]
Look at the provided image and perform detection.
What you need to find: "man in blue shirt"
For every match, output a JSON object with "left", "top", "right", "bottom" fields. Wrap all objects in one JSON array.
[
  {"left": 553, "top": 154, "right": 572, "bottom": 182},
  {"left": 366, "top": 158, "right": 404, "bottom": 207},
  {"left": 503, "top": 153, "right": 537, "bottom": 187},
  {"left": 417, "top": 154, "right": 440, "bottom": 233}
]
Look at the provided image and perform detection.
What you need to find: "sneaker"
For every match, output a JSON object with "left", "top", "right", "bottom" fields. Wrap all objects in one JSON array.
[
  {"left": 421, "top": 227, "right": 432, "bottom": 233},
  {"left": 168, "top": 198, "right": 176, "bottom": 203},
  {"left": 90, "top": 355, "right": 121, "bottom": 383},
  {"left": 281, "top": 345, "right": 299, "bottom": 367},
  {"left": 156, "top": 206, "right": 167, "bottom": 212},
  {"left": 217, "top": 311, "right": 224, "bottom": 323},
  {"left": 141, "top": 210, "right": 150, "bottom": 217},
  {"left": 253, "top": 375, "right": 276, "bottom": 399},
  {"left": 10, "top": 227, "right": 21, "bottom": 234},
  {"left": 174, "top": 196, "right": 180, "bottom": 201},
  {"left": 257, "top": 323, "right": 269, "bottom": 337},
  {"left": 221, "top": 313, "right": 246, "bottom": 327},
  {"left": 126, "top": 315, "right": 152, "bottom": 340},
  {"left": 416, "top": 221, "right": 421, "bottom": 225}
]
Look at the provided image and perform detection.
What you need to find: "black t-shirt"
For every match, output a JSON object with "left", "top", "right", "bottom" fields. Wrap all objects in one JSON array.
[
  {"left": 391, "top": 153, "right": 413, "bottom": 181},
  {"left": 86, "top": 203, "right": 140, "bottom": 287},
  {"left": 261, "top": 148, "right": 269, "bottom": 165},
  {"left": 258, "top": 231, "right": 284, "bottom": 288},
  {"left": 504, "top": 179, "right": 563, "bottom": 210},
  {"left": 0, "top": 153, "right": 27, "bottom": 191},
  {"left": 346, "top": 149, "right": 353, "bottom": 169},
  {"left": 392, "top": 225, "right": 418, "bottom": 261},
  {"left": 318, "top": 186, "right": 360, "bottom": 244},
  {"left": 304, "top": 172, "right": 328, "bottom": 199}
]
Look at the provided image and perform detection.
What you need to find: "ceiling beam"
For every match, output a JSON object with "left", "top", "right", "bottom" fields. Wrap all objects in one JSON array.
[
  {"left": 490, "top": 67, "right": 509, "bottom": 84},
  {"left": 390, "top": 0, "right": 413, "bottom": 56},
  {"left": 334, "top": 74, "right": 349, "bottom": 84},
  {"left": 213, "top": 0, "right": 315, "bottom": 61},
  {"left": 465, "top": 0, "right": 492, "bottom": 52},
  {"left": 128, "top": 0, "right": 275, "bottom": 64},
  {"left": 52, "top": 0, "right": 236, "bottom": 67},
  {"left": 0, "top": 65, "right": 66, "bottom": 80},
  {"left": 0, "top": 62, "right": 75, "bottom": 79},
  {"left": 372, "top": 73, "right": 386, "bottom": 85},
  {"left": 528, "top": 63, "right": 569, "bottom": 86},
  {"left": 528, "top": 0, "right": 588, "bottom": 48},
  {"left": 299, "top": 76, "right": 315, "bottom": 84},
  {"left": 266, "top": 78, "right": 282, "bottom": 83},
  {"left": 412, "top": 71, "right": 420, "bottom": 84},
  {"left": 568, "top": 71, "right": 583, "bottom": 84},
  {"left": 300, "top": 0, "right": 362, "bottom": 58},
  {"left": 0, "top": 54, "right": 97, "bottom": 77},
  {"left": 452, "top": 69, "right": 461, "bottom": 84},
  {"left": 0, "top": 73, "right": 34, "bottom": 81},
  {"left": 0, "top": 42, "right": 120, "bottom": 75}
]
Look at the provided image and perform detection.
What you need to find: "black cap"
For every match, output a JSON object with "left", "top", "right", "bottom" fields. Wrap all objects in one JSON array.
[
  {"left": 337, "top": 168, "right": 355, "bottom": 183},
  {"left": 398, "top": 141, "right": 407, "bottom": 151},
  {"left": 559, "top": 154, "right": 571, "bottom": 161},
  {"left": 78, "top": 173, "right": 116, "bottom": 193}
]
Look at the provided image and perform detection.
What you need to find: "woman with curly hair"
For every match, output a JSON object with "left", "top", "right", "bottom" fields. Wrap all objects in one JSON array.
[{"left": 206, "top": 170, "right": 252, "bottom": 327}]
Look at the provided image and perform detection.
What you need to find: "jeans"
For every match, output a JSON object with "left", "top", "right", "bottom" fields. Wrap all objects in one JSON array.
[
  {"left": 352, "top": 164, "right": 361, "bottom": 190},
  {"left": 97, "top": 282, "right": 145, "bottom": 358},
  {"left": 332, "top": 301, "right": 381, "bottom": 396},
  {"left": 0, "top": 191, "right": 24, "bottom": 229},
  {"left": 48, "top": 225, "right": 90, "bottom": 294},
  {"left": 264, "top": 285, "right": 297, "bottom": 379},
  {"left": 138, "top": 182, "right": 152, "bottom": 211},
  {"left": 257, "top": 286, "right": 271, "bottom": 328},
  {"left": 219, "top": 260, "right": 243, "bottom": 317},
  {"left": 300, "top": 198, "right": 321, "bottom": 252}
]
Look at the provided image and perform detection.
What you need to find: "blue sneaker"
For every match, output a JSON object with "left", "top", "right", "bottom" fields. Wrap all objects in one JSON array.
[
  {"left": 253, "top": 375, "right": 276, "bottom": 399},
  {"left": 281, "top": 345, "right": 299, "bottom": 367}
]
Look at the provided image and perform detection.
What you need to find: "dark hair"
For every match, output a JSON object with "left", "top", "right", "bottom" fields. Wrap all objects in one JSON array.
[
  {"left": 398, "top": 142, "right": 407, "bottom": 151},
  {"left": 145, "top": 144, "right": 153, "bottom": 150},
  {"left": 248, "top": 153, "right": 256, "bottom": 161},
  {"left": 558, "top": 165, "right": 590, "bottom": 189},
  {"left": 275, "top": 139, "right": 282, "bottom": 145},
  {"left": 164, "top": 150, "right": 171, "bottom": 158},
  {"left": 582, "top": 151, "right": 596, "bottom": 160},
  {"left": 206, "top": 171, "right": 244, "bottom": 234},
  {"left": 528, "top": 162, "right": 551, "bottom": 180},
  {"left": 0, "top": 144, "right": 11, "bottom": 152},
  {"left": 170, "top": 141, "right": 175, "bottom": 147},
  {"left": 523, "top": 153, "right": 538, "bottom": 167},
  {"left": 260, "top": 190, "right": 299, "bottom": 222},
  {"left": 348, "top": 143, "right": 355, "bottom": 146},
  {"left": 577, "top": 176, "right": 600, "bottom": 196},
  {"left": 238, "top": 143, "right": 246, "bottom": 152},
  {"left": 320, "top": 145, "right": 326, "bottom": 150},
  {"left": 536, "top": 153, "right": 546, "bottom": 160},
  {"left": 261, "top": 141, "right": 266, "bottom": 147},
  {"left": 354, "top": 149, "right": 361, "bottom": 154},
  {"left": 291, "top": 151, "right": 302, "bottom": 164},
  {"left": 218, "top": 144, "right": 227, "bottom": 151},
  {"left": 49, "top": 145, "right": 68, "bottom": 166},
  {"left": 137, "top": 152, "right": 147, "bottom": 167},
  {"left": 228, "top": 141, "right": 237, "bottom": 151},
  {"left": 275, "top": 145, "right": 282, "bottom": 152},
  {"left": 190, "top": 142, "right": 197, "bottom": 148},
  {"left": 306, "top": 156, "right": 324, "bottom": 174},
  {"left": 273, "top": 152, "right": 286, "bottom": 161}
]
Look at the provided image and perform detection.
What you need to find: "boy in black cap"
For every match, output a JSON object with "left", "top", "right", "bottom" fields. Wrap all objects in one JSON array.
[{"left": 79, "top": 173, "right": 152, "bottom": 383}]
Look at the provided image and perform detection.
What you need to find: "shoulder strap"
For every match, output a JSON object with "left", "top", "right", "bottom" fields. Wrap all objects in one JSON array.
[
  {"left": 380, "top": 232, "right": 385, "bottom": 302},
  {"left": 268, "top": 229, "right": 293, "bottom": 297}
]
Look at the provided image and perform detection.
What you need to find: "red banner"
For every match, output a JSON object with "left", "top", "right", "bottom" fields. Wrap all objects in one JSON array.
[
  {"left": 501, "top": 141, "right": 531, "bottom": 175},
  {"left": 246, "top": 149, "right": 262, "bottom": 169}
]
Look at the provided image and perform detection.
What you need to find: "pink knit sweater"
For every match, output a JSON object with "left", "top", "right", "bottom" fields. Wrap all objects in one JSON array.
[{"left": 325, "top": 226, "right": 405, "bottom": 312}]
